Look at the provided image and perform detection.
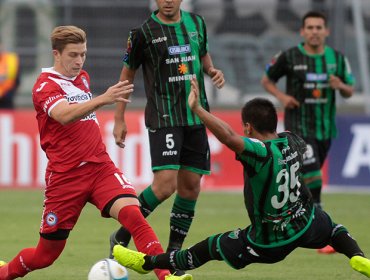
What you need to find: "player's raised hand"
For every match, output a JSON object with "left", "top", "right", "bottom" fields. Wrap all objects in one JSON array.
[
  {"left": 103, "top": 80, "right": 134, "bottom": 104},
  {"left": 208, "top": 67, "right": 225, "bottom": 89},
  {"left": 188, "top": 78, "right": 200, "bottom": 111}
]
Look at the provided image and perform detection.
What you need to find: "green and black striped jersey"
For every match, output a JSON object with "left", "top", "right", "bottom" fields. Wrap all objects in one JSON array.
[
  {"left": 123, "top": 10, "right": 209, "bottom": 129},
  {"left": 266, "top": 43, "right": 355, "bottom": 140},
  {"left": 237, "top": 132, "right": 314, "bottom": 248}
]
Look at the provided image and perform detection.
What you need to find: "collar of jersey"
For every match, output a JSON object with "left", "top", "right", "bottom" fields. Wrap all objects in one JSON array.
[
  {"left": 297, "top": 42, "right": 328, "bottom": 58},
  {"left": 263, "top": 136, "right": 287, "bottom": 144},
  {"left": 41, "top": 67, "right": 78, "bottom": 81},
  {"left": 151, "top": 9, "right": 184, "bottom": 26}
]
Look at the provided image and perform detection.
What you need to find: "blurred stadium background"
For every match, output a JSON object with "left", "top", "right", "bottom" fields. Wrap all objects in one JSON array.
[
  {"left": 1, "top": 3, "right": 370, "bottom": 279},
  {"left": 1, "top": 0, "right": 370, "bottom": 190},
  {"left": 1, "top": 0, "right": 370, "bottom": 109}
]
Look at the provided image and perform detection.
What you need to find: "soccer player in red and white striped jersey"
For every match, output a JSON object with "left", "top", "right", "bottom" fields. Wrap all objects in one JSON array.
[{"left": 0, "top": 25, "right": 190, "bottom": 280}]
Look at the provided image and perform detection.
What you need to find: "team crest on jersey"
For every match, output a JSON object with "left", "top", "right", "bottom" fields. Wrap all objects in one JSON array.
[
  {"left": 45, "top": 212, "right": 58, "bottom": 226},
  {"left": 188, "top": 31, "right": 198, "bottom": 43},
  {"left": 327, "top": 63, "right": 337, "bottom": 73},
  {"left": 81, "top": 76, "right": 89, "bottom": 89}
]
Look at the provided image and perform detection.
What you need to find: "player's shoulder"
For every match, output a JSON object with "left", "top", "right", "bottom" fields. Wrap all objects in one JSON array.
[
  {"left": 78, "top": 69, "right": 90, "bottom": 80},
  {"left": 269, "top": 45, "right": 297, "bottom": 62},
  {"left": 278, "top": 131, "right": 307, "bottom": 155},
  {"left": 182, "top": 10, "right": 205, "bottom": 22},
  {"left": 278, "top": 130, "right": 303, "bottom": 141},
  {"left": 32, "top": 69, "right": 61, "bottom": 94},
  {"left": 129, "top": 20, "right": 148, "bottom": 38},
  {"left": 325, "top": 45, "right": 346, "bottom": 57},
  {"left": 286, "top": 45, "right": 301, "bottom": 55},
  {"left": 243, "top": 137, "right": 267, "bottom": 153}
]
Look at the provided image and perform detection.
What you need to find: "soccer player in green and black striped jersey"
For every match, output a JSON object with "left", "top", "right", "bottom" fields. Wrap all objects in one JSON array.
[
  {"left": 261, "top": 11, "right": 354, "bottom": 254},
  {"left": 109, "top": 0, "right": 225, "bottom": 273},
  {"left": 112, "top": 81, "right": 370, "bottom": 279}
]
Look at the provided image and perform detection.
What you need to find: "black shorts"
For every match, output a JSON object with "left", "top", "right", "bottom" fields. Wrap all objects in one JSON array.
[
  {"left": 148, "top": 125, "right": 210, "bottom": 175},
  {"left": 215, "top": 208, "right": 336, "bottom": 269},
  {"left": 301, "top": 138, "right": 331, "bottom": 174}
]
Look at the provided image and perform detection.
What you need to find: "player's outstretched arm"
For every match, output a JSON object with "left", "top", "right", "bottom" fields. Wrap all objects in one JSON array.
[
  {"left": 50, "top": 80, "right": 133, "bottom": 125},
  {"left": 188, "top": 78, "right": 244, "bottom": 154}
]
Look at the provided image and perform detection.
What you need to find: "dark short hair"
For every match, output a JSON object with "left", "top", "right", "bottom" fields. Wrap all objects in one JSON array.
[
  {"left": 241, "top": 98, "right": 277, "bottom": 134},
  {"left": 301, "top": 11, "right": 328, "bottom": 27}
]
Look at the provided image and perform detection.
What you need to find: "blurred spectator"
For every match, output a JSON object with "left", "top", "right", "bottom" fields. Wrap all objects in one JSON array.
[
  {"left": 0, "top": 40, "right": 20, "bottom": 109},
  {"left": 215, "top": 0, "right": 268, "bottom": 35},
  {"left": 276, "top": 0, "right": 328, "bottom": 31}
]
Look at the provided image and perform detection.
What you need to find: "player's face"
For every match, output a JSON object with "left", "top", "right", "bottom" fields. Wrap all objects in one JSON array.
[
  {"left": 300, "top": 17, "right": 329, "bottom": 52},
  {"left": 156, "top": 0, "right": 182, "bottom": 22},
  {"left": 53, "top": 43, "right": 87, "bottom": 78}
]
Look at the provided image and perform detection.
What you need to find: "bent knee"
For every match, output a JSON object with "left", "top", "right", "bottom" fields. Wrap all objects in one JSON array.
[{"left": 153, "top": 186, "right": 176, "bottom": 200}]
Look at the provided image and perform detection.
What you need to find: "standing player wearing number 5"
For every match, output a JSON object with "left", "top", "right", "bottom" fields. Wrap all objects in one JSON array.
[
  {"left": 113, "top": 79, "right": 370, "bottom": 279},
  {"left": 110, "top": 0, "right": 225, "bottom": 269}
]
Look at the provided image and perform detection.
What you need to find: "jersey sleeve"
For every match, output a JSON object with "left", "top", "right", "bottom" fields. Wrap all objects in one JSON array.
[
  {"left": 342, "top": 56, "right": 355, "bottom": 86},
  {"left": 32, "top": 79, "right": 66, "bottom": 116},
  {"left": 123, "top": 28, "right": 145, "bottom": 70},
  {"left": 278, "top": 131, "right": 307, "bottom": 165},
  {"left": 265, "top": 51, "right": 288, "bottom": 82},
  {"left": 237, "top": 137, "right": 269, "bottom": 173},
  {"left": 199, "top": 16, "right": 208, "bottom": 57}
]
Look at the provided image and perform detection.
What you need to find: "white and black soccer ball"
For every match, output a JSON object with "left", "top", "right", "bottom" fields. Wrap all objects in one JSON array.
[{"left": 88, "top": 259, "right": 129, "bottom": 280}]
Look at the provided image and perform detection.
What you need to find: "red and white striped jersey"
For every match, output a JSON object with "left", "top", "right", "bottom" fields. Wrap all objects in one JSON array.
[{"left": 32, "top": 67, "right": 110, "bottom": 173}]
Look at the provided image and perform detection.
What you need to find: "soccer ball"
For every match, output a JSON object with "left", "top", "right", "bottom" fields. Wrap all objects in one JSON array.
[{"left": 88, "top": 258, "right": 129, "bottom": 280}]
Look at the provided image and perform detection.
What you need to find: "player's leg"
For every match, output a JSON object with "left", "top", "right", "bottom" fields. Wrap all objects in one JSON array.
[
  {"left": 0, "top": 166, "right": 90, "bottom": 279},
  {"left": 299, "top": 207, "right": 370, "bottom": 277},
  {"left": 330, "top": 222, "right": 370, "bottom": 277},
  {"left": 113, "top": 227, "right": 281, "bottom": 273},
  {"left": 168, "top": 170, "right": 200, "bottom": 252},
  {"left": 113, "top": 234, "right": 223, "bottom": 273},
  {"left": 0, "top": 233, "right": 67, "bottom": 280},
  {"left": 109, "top": 127, "right": 182, "bottom": 256},
  {"left": 110, "top": 185, "right": 160, "bottom": 248},
  {"left": 95, "top": 162, "right": 173, "bottom": 280},
  {"left": 109, "top": 170, "right": 178, "bottom": 257},
  {"left": 109, "top": 198, "right": 172, "bottom": 280},
  {"left": 168, "top": 125, "right": 210, "bottom": 252},
  {"left": 109, "top": 183, "right": 169, "bottom": 254}
]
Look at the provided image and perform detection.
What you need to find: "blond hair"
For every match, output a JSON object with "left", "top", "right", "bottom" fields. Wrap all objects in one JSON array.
[{"left": 51, "top": 25, "right": 86, "bottom": 53}]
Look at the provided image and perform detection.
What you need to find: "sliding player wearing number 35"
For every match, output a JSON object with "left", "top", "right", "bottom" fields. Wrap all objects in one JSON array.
[{"left": 113, "top": 79, "right": 370, "bottom": 279}]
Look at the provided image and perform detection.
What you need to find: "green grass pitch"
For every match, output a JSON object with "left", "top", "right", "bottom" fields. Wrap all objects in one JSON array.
[{"left": 0, "top": 190, "right": 369, "bottom": 280}]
